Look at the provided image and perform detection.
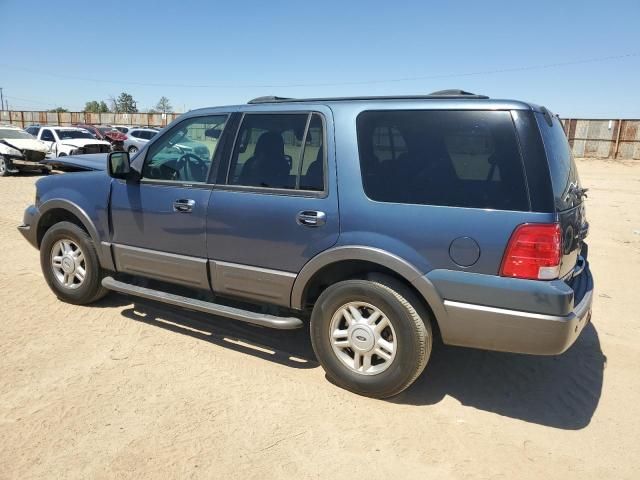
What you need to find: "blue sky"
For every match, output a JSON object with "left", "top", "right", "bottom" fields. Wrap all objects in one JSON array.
[{"left": 1, "top": 0, "right": 639, "bottom": 117}]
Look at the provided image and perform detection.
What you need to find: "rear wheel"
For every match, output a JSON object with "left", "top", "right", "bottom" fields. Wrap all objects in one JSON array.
[
  {"left": 310, "top": 277, "right": 432, "bottom": 398},
  {"left": 40, "top": 221, "right": 108, "bottom": 304}
]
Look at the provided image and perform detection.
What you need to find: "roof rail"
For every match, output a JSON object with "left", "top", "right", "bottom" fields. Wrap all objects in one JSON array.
[
  {"left": 247, "top": 90, "right": 488, "bottom": 104},
  {"left": 427, "top": 89, "right": 488, "bottom": 98},
  {"left": 247, "top": 96, "right": 294, "bottom": 104}
]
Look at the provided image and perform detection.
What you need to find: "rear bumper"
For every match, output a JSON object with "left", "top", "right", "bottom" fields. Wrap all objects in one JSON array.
[{"left": 426, "top": 264, "right": 594, "bottom": 355}]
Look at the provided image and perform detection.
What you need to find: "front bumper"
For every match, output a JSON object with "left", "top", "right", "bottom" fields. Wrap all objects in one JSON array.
[
  {"left": 17, "top": 204, "right": 40, "bottom": 249},
  {"left": 428, "top": 263, "right": 594, "bottom": 355}
]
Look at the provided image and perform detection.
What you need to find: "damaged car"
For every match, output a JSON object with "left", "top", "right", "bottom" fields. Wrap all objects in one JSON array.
[
  {"left": 30, "top": 126, "right": 112, "bottom": 158},
  {"left": 75, "top": 124, "right": 128, "bottom": 152},
  {"left": 0, "top": 125, "right": 51, "bottom": 176}
]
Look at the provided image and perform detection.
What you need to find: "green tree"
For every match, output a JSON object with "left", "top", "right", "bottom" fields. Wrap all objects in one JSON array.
[
  {"left": 49, "top": 107, "right": 69, "bottom": 113},
  {"left": 115, "top": 92, "right": 138, "bottom": 113},
  {"left": 155, "top": 96, "right": 173, "bottom": 114},
  {"left": 84, "top": 100, "right": 109, "bottom": 113}
]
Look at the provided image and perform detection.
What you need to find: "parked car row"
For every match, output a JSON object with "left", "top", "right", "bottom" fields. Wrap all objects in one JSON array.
[{"left": 0, "top": 123, "right": 161, "bottom": 176}]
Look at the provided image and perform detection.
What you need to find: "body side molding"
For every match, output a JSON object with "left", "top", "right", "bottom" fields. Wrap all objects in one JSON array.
[
  {"left": 210, "top": 261, "right": 296, "bottom": 308},
  {"left": 112, "top": 244, "right": 210, "bottom": 290}
]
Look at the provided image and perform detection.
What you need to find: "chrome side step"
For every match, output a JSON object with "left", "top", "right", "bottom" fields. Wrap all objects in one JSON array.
[{"left": 101, "top": 276, "right": 303, "bottom": 330}]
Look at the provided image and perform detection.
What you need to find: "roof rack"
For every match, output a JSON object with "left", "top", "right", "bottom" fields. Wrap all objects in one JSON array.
[
  {"left": 247, "top": 96, "right": 294, "bottom": 104},
  {"left": 247, "top": 90, "right": 488, "bottom": 104}
]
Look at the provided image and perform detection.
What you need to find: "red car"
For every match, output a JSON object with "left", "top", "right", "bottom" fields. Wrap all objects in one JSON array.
[{"left": 75, "top": 125, "right": 127, "bottom": 151}]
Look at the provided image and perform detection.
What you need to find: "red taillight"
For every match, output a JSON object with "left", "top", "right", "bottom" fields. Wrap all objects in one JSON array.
[{"left": 500, "top": 223, "right": 562, "bottom": 280}]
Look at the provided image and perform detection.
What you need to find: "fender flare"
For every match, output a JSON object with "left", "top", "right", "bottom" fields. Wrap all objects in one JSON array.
[
  {"left": 290, "top": 245, "right": 447, "bottom": 323},
  {"left": 37, "top": 199, "right": 114, "bottom": 270}
]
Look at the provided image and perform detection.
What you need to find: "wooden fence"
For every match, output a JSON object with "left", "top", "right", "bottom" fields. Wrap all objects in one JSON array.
[{"left": 0, "top": 110, "right": 181, "bottom": 129}]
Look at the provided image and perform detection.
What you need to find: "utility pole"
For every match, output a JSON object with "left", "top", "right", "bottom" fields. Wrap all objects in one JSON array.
[{"left": 0, "top": 87, "right": 4, "bottom": 112}]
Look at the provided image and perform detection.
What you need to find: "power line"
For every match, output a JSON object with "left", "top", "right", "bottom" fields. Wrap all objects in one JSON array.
[
  {"left": 0, "top": 52, "right": 638, "bottom": 89},
  {"left": 5, "top": 95, "right": 59, "bottom": 106}
]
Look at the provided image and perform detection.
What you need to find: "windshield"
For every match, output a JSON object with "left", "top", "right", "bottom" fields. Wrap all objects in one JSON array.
[
  {"left": 0, "top": 128, "right": 36, "bottom": 140},
  {"left": 55, "top": 129, "right": 94, "bottom": 140}
]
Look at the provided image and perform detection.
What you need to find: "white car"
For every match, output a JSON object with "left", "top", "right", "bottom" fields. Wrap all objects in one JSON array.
[
  {"left": 28, "top": 126, "right": 112, "bottom": 157},
  {"left": 0, "top": 125, "right": 50, "bottom": 176},
  {"left": 123, "top": 128, "right": 158, "bottom": 155}
]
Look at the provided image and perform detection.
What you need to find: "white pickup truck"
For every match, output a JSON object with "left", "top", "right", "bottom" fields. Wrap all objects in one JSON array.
[{"left": 26, "top": 126, "right": 111, "bottom": 158}]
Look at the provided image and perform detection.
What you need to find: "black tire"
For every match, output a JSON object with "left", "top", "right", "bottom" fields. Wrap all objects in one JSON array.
[
  {"left": 0, "top": 156, "right": 10, "bottom": 177},
  {"left": 40, "top": 168, "right": 51, "bottom": 175},
  {"left": 128, "top": 146, "right": 138, "bottom": 155},
  {"left": 40, "top": 221, "right": 109, "bottom": 305},
  {"left": 310, "top": 276, "right": 432, "bottom": 398}
]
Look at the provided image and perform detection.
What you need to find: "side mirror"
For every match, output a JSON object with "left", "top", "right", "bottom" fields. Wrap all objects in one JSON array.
[{"left": 108, "top": 151, "right": 130, "bottom": 179}]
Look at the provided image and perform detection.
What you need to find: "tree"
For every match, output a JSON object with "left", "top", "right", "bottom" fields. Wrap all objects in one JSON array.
[
  {"left": 84, "top": 100, "right": 109, "bottom": 113},
  {"left": 155, "top": 96, "right": 173, "bottom": 114},
  {"left": 49, "top": 107, "right": 68, "bottom": 113},
  {"left": 115, "top": 92, "right": 138, "bottom": 113}
]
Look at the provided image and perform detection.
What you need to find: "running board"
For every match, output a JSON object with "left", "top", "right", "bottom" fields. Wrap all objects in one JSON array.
[{"left": 101, "top": 276, "right": 303, "bottom": 330}]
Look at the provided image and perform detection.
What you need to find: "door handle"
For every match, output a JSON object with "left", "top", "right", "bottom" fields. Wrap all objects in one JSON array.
[
  {"left": 297, "top": 210, "right": 326, "bottom": 227},
  {"left": 173, "top": 199, "right": 195, "bottom": 213}
]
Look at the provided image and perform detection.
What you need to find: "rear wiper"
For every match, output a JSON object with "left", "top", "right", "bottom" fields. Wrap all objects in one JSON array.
[{"left": 566, "top": 183, "right": 588, "bottom": 201}]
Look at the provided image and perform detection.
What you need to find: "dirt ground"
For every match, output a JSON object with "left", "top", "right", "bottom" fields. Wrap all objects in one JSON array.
[{"left": 1, "top": 158, "right": 639, "bottom": 479}]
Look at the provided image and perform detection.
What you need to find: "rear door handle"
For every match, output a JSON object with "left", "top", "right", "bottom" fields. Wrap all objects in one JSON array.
[
  {"left": 173, "top": 199, "right": 195, "bottom": 213},
  {"left": 297, "top": 210, "right": 326, "bottom": 227}
]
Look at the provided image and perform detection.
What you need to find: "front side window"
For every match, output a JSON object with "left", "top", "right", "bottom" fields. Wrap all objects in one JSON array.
[
  {"left": 357, "top": 110, "right": 528, "bottom": 211},
  {"left": 227, "top": 113, "right": 325, "bottom": 192},
  {"left": 141, "top": 115, "right": 227, "bottom": 183},
  {"left": 40, "top": 129, "right": 55, "bottom": 142}
]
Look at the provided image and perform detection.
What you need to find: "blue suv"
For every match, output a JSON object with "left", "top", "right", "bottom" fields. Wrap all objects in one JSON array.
[{"left": 18, "top": 90, "right": 593, "bottom": 398}]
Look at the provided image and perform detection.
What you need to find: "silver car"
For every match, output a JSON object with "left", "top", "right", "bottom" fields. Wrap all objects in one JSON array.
[{"left": 123, "top": 128, "right": 158, "bottom": 155}]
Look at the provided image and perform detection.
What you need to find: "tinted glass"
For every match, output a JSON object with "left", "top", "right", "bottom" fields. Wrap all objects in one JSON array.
[
  {"left": 228, "top": 113, "right": 324, "bottom": 191},
  {"left": 40, "top": 129, "right": 55, "bottom": 142},
  {"left": 357, "top": 110, "right": 528, "bottom": 211},
  {"left": 131, "top": 130, "right": 142, "bottom": 138},
  {"left": 142, "top": 115, "right": 227, "bottom": 183},
  {"left": 535, "top": 113, "right": 581, "bottom": 210},
  {"left": 298, "top": 114, "right": 324, "bottom": 191}
]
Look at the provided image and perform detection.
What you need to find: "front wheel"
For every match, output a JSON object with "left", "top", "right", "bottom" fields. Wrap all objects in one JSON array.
[
  {"left": 40, "top": 221, "right": 108, "bottom": 304},
  {"left": 310, "top": 277, "right": 432, "bottom": 398},
  {"left": 0, "top": 156, "right": 10, "bottom": 177}
]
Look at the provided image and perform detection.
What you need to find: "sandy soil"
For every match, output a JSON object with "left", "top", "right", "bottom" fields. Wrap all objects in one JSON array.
[{"left": 1, "top": 158, "right": 639, "bottom": 479}]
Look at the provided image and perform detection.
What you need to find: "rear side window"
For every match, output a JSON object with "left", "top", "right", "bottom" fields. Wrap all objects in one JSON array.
[
  {"left": 535, "top": 113, "right": 581, "bottom": 211},
  {"left": 357, "top": 110, "right": 529, "bottom": 210},
  {"left": 227, "top": 113, "right": 325, "bottom": 192}
]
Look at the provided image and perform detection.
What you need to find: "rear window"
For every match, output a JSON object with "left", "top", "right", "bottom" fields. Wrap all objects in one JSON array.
[
  {"left": 357, "top": 110, "right": 529, "bottom": 211},
  {"left": 535, "top": 113, "right": 581, "bottom": 211}
]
